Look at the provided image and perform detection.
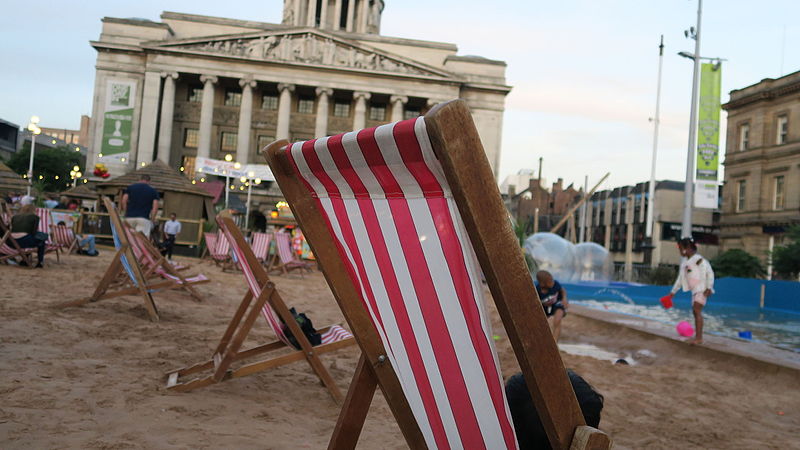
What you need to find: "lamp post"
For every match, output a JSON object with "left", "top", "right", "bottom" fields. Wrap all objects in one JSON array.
[
  {"left": 678, "top": 0, "right": 704, "bottom": 239},
  {"left": 242, "top": 171, "right": 262, "bottom": 231},
  {"left": 70, "top": 165, "right": 83, "bottom": 187},
  {"left": 26, "top": 116, "right": 41, "bottom": 197}
]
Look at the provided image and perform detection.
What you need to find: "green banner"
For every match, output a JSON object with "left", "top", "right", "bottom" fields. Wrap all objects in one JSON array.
[
  {"left": 696, "top": 63, "right": 721, "bottom": 181},
  {"left": 101, "top": 80, "right": 136, "bottom": 156}
]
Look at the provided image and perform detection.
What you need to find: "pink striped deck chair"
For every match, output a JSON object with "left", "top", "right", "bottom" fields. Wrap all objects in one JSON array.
[
  {"left": 201, "top": 232, "right": 216, "bottom": 260},
  {"left": 124, "top": 226, "right": 208, "bottom": 302},
  {"left": 165, "top": 216, "right": 355, "bottom": 401},
  {"left": 206, "top": 230, "right": 234, "bottom": 269},
  {"left": 250, "top": 231, "right": 272, "bottom": 264},
  {"left": 266, "top": 100, "right": 611, "bottom": 449},
  {"left": 0, "top": 218, "right": 35, "bottom": 267},
  {"left": 50, "top": 224, "right": 79, "bottom": 254},
  {"left": 270, "top": 230, "right": 313, "bottom": 275},
  {"left": 36, "top": 207, "right": 61, "bottom": 262}
]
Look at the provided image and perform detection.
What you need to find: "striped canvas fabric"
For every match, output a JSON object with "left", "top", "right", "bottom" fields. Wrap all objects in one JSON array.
[
  {"left": 251, "top": 232, "right": 272, "bottom": 262},
  {"left": 283, "top": 117, "right": 518, "bottom": 449},
  {"left": 274, "top": 231, "right": 310, "bottom": 270},
  {"left": 203, "top": 233, "right": 218, "bottom": 258},
  {"left": 51, "top": 224, "right": 76, "bottom": 250}
]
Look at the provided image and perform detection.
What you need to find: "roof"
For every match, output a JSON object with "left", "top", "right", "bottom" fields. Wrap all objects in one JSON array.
[
  {"left": 62, "top": 184, "right": 99, "bottom": 200},
  {"left": 98, "top": 160, "right": 213, "bottom": 197},
  {"left": 0, "top": 162, "right": 27, "bottom": 192}
]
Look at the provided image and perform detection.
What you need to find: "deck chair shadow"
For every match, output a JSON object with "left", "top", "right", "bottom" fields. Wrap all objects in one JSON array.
[
  {"left": 266, "top": 100, "right": 612, "bottom": 449},
  {"left": 124, "top": 226, "right": 208, "bottom": 302},
  {"left": 269, "top": 231, "right": 313, "bottom": 276},
  {"left": 0, "top": 218, "right": 36, "bottom": 267},
  {"left": 58, "top": 197, "right": 188, "bottom": 321},
  {"left": 165, "top": 216, "right": 355, "bottom": 402}
]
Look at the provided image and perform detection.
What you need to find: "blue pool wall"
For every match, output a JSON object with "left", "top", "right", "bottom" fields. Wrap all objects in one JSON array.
[{"left": 562, "top": 277, "right": 800, "bottom": 315}]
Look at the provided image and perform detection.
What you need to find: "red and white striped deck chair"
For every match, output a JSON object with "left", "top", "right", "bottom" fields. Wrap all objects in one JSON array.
[
  {"left": 50, "top": 223, "right": 79, "bottom": 254},
  {"left": 201, "top": 232, "right": 217, "bottom": 260},
  {"left": 207, "top": 229, "right": 234, "bottom": 269},
  {"left": 250, "top": 231, "right": 272, "bottom": 264},
  {"left": 270, "top": 231, "right": 313, "bottom": 275},
  {"left": 0, "top": 218, "right": 35, "bottom": 267},
  {"left": 266, "top": 100, "right": 611, "bottom": 449},
  {"left": 36, "top": 207, "right": 61, "bottom": 262},
  {"left": 165, "top": 216, "right": 355, "bottom": 401},
  {"left": 124, "top": 226, "right": 208, "bottom": 302}
]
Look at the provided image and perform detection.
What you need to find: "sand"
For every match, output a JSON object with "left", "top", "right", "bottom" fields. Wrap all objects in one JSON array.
[{"left": 1, "top": 252, "right": 798, "bottom": 449}]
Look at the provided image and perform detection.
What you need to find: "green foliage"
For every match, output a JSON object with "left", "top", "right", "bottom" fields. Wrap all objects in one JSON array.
[
  {"left": 6, "top": 142, "right": 81, "bottom": 192},
  {"left": 644, "top": 265, "right": 678, "bottom": 286},
  {"left": 772, "top": 225, "right": 800, "bottom": 279},
  {"left": 711, "top": 248, "right": 766, "bottom": 279}
]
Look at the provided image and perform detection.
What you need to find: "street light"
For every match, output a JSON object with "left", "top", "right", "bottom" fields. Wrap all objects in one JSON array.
[
  {"left": 26, "top": 116, "right": 42, "bottom": 196},
  {"left": 678, "top": 0, "right": 704, "bottom": 240}
]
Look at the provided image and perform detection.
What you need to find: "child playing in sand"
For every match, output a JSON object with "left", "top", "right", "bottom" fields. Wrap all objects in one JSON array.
[
  {"left": 668, "top": 237, "right": 714, "bottom": 345},
  {"left": 535, "top": 270, "right": 568, "bottom": 342}
]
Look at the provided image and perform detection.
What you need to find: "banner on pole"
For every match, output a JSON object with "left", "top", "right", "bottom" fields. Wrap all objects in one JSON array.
[
  {"left": 696, "top": 63, "right": 722, "bottom": 181},
  {"left": 694, "top": 182, "right": 719, "bottom": 209},
  {"left": 100, "top": 79, "right": 136, "bottom": 160}
]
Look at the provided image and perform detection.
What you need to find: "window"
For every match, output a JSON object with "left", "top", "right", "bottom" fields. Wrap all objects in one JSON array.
[
  {"left": 403, "top": 108, "right": 420, "bottom": 120},
  {"left": 182, "top": 155, "right": 196, "bottom": 177},
  {"left": 183, "top": 129, "right": 199, "bottom": 148},
  {"left": 262, "top": 95, "right": 278, "bottom": 110},
  {"left": 333, "top": 102, "right": 350, "bottom": 117},
  {"left": 220, "top": 132, "right": 237, "bottom": 151},
  {"left": 369, "top": 105, "right": 386, "bottom": 121},
  {"left": 257, "top": 135, "right": 274, "bottom": 151},
  {"left": 188, "top": 87, "right": 203, "bottom": 103},
  {"left": 776, "top": 115, "right": 788, "bottom": 144},
  {"left": 739, "top": 124, "right": 749, "bottom": 151},
  {"left": 736, "top": 180, "right": 746, "bottom": 212},
  {"left": 224, "top": 90, "right": 242, "bottom": 107},
  {"left": 298, "top": 97, "right": 315, "bottom": 114},
  {"left": 773, "top": 176, "right": 785, "bottom": 210}
]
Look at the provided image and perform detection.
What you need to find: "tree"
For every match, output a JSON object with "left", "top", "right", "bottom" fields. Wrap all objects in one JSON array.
[
  {"left": 6, "top": 142, "right": 81, "bottom": 192},
  {"left": 772, "top": 226, "right": 800, "bottom": 279},
  {"left": 711, "top": 248, "right": 766, "bottom": 279}
]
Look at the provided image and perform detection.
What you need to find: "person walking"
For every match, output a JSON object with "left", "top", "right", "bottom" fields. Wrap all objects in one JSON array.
[
  {"left": 161, "top": 213, "right": 181, "bottom": 261},
  {"left": 120, "top": 174, "right": 159, "bottom": 238}
]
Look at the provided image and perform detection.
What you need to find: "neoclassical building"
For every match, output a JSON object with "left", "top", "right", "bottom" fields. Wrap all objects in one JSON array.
[{"left": 87, "top": 1, "right": 510, "bottom": 180}]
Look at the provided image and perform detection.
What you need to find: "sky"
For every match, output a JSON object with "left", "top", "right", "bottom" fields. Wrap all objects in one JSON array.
[{"left": 1, "top": 0, "right": 799, "bottom": 189}]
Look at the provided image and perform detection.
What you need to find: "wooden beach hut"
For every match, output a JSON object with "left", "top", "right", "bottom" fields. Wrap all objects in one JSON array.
[{"left": 0, "top": 162, "right": 27, "bottom": 195}]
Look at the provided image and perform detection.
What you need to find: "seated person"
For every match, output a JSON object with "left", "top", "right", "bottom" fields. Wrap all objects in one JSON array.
[
  {"left": 57, "top": 221, "right": 98, "bottom": 256},
  {"left": 505, "top": 370, "right": 604, "bottom": 450},
  {"left": 10, "top": 204, "right": 45, "bottom": 268},
  {"left": 535, "top": 270, "right": 569, "bottom": 342}
]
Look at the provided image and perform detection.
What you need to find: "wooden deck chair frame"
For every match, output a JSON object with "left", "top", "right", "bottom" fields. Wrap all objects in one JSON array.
[
  {"left": 36, "top": 207, "right": 61, "bottom": 263},
  {"left": 266, "top": 100, "right": 611, "bottom": 449},
  {"left": 269, "top": 230, "right": 313, "bottom": 276},
  {"left": 50, "top": 223, "right": 80, "bottom": 255},
  {"left": 0, "top": 218, "right": 36, "bottom": 267},
  {"left": 165, "top": 216, "right": 355, "bottom": 402},
  {"left": 58, "top": 197, "right": 170, "bottom": 322},
  {"left": 125, "top": 227, "right": 207, "bottom": 302}
]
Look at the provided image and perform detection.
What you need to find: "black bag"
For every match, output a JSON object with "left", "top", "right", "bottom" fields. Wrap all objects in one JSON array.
[{"left": 281, "top": 307, "right": 322, "bottom": 350}]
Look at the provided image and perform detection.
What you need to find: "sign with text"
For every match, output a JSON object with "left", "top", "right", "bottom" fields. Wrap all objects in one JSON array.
[
  {"left": 694, "top": 181, "right": 719, "bottom": 209},
  {"left": 100, "top": 79, "right": 137, "bottom": 159},
  {"left": 696, "top": 63, "right": 722, "bottom": 181},
  {"left": 195, "top": 156, "right": 275, "bottom": 181}
]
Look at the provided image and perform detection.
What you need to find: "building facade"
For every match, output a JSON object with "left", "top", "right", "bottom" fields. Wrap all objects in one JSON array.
[
  {"left": 720, "top": 71, "right": 800, "bottom": 264},
  {"left": 40, "top": 115, "right": 91, "bottom": 147},
  {"left": 87, "top": 1, "right": 510, "bottom": 180},
  {"left": 584, "top": 180, "right": 719, "bottom": 267}
]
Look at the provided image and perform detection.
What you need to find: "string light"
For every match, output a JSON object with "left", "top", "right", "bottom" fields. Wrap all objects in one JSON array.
[
  {"left": 179, "top": 166, "right": 185, "bottom": 172},
  {"left": 200, "top": 177, "right": 205, "bottom": 182},
  {"left": 224, "top": 154, "right": 233, "bottom": 162}
]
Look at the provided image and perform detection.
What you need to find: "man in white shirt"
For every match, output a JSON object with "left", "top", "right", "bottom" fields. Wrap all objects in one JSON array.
[
  {"left": 669, "top": 237, "right": 715, "bottom": 345},
  {"left": 161, "top": 213, "right": 181, "bottom": 260}
]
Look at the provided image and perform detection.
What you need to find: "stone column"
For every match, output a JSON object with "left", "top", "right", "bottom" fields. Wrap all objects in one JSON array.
[
  {"left": 333, "top": 0, "right": 342, "bottom": 30},
  {"left": 353, "top": 91, "right": 371, "bottom": 130},
  {"left": 197, "top": 75, "right": 218, "bottom": 159},
  {"left": 315, "top": 87, "right": 333, "bottom": 137},
  {"left": 359, "top": 0, "right": 369, "bottom": 32},
  {"left": 236, "top": 78, "right": 257, "bottom": 164},
  {"left": 319, "top": 0, "right": 329, "bottom": 28},
  {"left": 136, "top": 71, "right": 162, "bottom": 166},
  {"left": 345, "top": 0, "right": 355, "bottom": 32},
  {"left": 276, "top": 83, "right": 295, "bottom": 140},
  {"left": 156, "top": 72, "right": 178, "bottom": 164},
  {"left": 307, "top": 0, "right": 318, "bottom": 26},
  {"left": 390, "top": 95, "right": 407, "bottom": 122}
]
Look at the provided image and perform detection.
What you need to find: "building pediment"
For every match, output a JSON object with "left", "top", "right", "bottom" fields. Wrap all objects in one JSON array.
[{"left": 143, "top": 29, "right": 455, "bottom": 80}]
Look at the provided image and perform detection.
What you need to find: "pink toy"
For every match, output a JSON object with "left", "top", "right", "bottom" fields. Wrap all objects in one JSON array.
[{"left": 676, "top": 321, "right": 694, "bottom": 337}]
